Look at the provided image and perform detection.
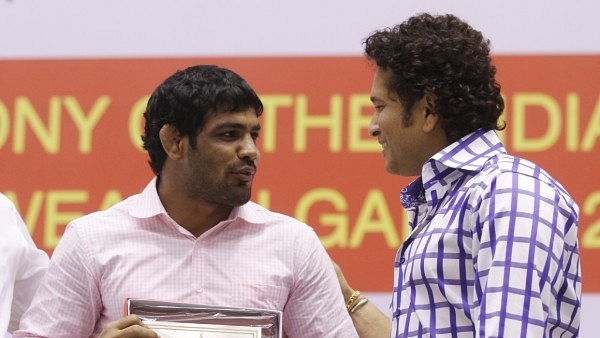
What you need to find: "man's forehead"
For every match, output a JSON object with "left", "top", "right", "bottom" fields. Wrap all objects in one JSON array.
[{"left": 206, "top": 110, "right": 260, "bottom": 127}]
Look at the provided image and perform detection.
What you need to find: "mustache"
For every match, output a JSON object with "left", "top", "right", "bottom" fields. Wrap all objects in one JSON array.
[{"left": 231, "top": 160, "right": 257, "bottom": 173}]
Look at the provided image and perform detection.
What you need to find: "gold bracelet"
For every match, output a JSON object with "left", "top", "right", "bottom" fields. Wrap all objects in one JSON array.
[
  {"left": 349, "top": 297, "right": 369, "bottom": 313},
  {"left": 345, "top": 290, "right": 361, "bottom": 310}
]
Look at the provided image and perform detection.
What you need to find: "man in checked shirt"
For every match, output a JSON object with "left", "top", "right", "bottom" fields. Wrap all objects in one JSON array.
[{"left": 334, "top": 13, "right": 581, "bottom": 338}]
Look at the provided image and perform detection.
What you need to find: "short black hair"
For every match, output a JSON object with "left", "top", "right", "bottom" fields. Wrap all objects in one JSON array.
[{"left": 142, "top": 65, "right": 263, "bottom": 175}]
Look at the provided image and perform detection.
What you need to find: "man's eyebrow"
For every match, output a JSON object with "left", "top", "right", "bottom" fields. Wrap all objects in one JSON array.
[
  {"left": 213, "top": 121, "right": 261, "bottom": 131},
  {"left": 370, "top": 96, "right": 383, "bottom": 103}
]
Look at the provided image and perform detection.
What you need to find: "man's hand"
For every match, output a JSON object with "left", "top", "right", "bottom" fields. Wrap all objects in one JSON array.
[{"left": 98, "top": 315, "right": 160, "bottom": 338}]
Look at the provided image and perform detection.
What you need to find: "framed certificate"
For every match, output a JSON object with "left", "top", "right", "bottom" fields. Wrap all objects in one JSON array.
[
  {"left": 146, "top": 320, "right": 262, "bottom": 338},
  {"left": 125, "top": 299, "right": 282, "bottom": 338}
]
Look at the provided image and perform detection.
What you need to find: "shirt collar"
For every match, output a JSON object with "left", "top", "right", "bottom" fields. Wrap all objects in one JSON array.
[
  {"left": 401, "top": 129, "right": 506, "bottom": 209},
  {"left": 128, "top": 177, "right": 165, "bottom": 218},
  {"left": 430, "top": 129, "right": 506, "bottom": 172},
  {"left": 129, "top": 177, "right": 265, "bottom": 226}
]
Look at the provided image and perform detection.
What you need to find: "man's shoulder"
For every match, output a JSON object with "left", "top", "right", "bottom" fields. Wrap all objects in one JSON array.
[
  {"left": 0, "top": 192, "right": 18, "bottom": 215},
  {"left": 66, "top": 193, "right": 139, "bottom": 233},
  {"left": 241, "top": 201, "right": 314, "bottom": 231},
  {"left": 481, "top": 154, "right": 558, "bottom": 185},
  {"left": 468, "top": 154, "right": 576, "bottom": 205}
]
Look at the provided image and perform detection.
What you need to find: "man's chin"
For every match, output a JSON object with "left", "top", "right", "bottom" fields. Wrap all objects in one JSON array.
[
  {"left": 230, "top": 190, "right": 252, "bottom": 207},
  {"left": 384, "top": 163, "right": 398, "bottom": 175}
]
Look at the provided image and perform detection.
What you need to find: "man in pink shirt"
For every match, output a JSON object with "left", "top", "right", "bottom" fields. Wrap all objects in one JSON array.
[{"left": 15, "top": 65, "right": 358, "bottom": 338}]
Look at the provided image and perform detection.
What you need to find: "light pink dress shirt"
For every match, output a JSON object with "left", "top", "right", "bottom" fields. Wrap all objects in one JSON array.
[{"left": 15, "top": 178, "right": 358, "bottom": 338}]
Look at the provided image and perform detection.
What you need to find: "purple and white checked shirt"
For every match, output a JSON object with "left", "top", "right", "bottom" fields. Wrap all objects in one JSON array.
[
  {"left": 15, "top": 178, "right": 358, "bottom": 338},
  {"left": 391, "top": 129, "right": 581, "bottom": 338}
]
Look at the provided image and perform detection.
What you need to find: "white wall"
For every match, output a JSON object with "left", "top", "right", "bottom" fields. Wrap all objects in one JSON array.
[{"left": 1, "top": 0, "right": 599, "bottom": 59}]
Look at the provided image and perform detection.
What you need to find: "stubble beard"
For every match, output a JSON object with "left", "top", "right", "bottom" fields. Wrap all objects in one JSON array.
[{"left": 187, "top": 174, "right": 252, "bottom": 207}]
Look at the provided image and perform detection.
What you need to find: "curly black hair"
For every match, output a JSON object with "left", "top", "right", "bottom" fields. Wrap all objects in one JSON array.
[
  {"left": 364, "top": 13, "right": 505, "bottom": 143},
  {"left": 142, "top": 65, "right": 263, "bottom": 175}
]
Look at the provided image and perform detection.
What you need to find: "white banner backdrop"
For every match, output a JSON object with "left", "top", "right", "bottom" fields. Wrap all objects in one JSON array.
[{"left": 1, "top": 0, "right": 599, "bottom": 58}]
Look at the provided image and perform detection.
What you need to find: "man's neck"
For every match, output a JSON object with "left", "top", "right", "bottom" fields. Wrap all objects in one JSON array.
[{"left": 156, "top": 177, "right": 233, "bottom": 237}]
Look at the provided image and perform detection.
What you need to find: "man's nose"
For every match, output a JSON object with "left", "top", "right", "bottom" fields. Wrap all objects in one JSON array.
[
  {"left": 368, "top": 114, "right": 380, "bottom": 137},
  {"left": 239, "top": 135, "right": 260, "bottom": 161}
]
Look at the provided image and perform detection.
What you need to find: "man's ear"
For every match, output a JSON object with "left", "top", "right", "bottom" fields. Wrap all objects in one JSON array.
[
  {"left": 421, "top": 93, "right": 440, "bottom": 133},
  {"left": 159, "top": 124, "right": 185, "bottom": 160}
]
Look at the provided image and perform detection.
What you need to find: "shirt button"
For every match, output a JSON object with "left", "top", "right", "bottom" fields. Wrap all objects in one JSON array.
[
  {"left": 399, "top": 257, "right": 406, "bottom": 264},
  {"left": 196, "top": 288, "right": 204, "bottom": 293}
]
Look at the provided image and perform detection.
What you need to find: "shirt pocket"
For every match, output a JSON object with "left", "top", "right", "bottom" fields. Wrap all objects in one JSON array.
[{"left": 230, "top": 283, "right": 290, "bottom": 310}]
